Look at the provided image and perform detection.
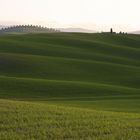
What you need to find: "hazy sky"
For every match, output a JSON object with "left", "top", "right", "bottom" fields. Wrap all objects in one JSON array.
[{"left": 0, "top": 0, "right": 140, "bottom": 32}]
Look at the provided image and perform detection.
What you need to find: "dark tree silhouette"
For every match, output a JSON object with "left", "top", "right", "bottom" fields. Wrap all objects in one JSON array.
[{"left": 110, "top": 28, "right": 113, "bottom": 33}]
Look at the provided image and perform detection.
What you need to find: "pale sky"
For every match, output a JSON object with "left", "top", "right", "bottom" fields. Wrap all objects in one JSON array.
[{"left": 0, "top": 0, "right": 140, "bottom": 32}]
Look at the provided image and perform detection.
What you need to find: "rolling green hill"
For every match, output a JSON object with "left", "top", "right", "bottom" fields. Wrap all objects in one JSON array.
[
  {"left": 0, "top": 99, "right": 140, "bottom": 140},
  {"left": 0, "top": 33, "right": 140, "bottom": 139}
]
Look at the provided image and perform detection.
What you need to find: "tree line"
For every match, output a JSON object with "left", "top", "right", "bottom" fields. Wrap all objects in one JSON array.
[{"left": 0, "top": 25, "right": 60, "bottom": 33}]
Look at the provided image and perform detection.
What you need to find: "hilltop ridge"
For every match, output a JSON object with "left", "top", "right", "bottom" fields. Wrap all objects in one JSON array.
[{"left": 0, "top": 25, "right": 59, "bottom": 33}]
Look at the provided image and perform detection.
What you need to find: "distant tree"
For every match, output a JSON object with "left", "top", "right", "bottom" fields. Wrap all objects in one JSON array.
[{"left": 110, "top": 28, "right": 113, "bottom": 33}]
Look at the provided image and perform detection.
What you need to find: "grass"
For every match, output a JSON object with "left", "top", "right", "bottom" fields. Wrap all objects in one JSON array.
[
  {"left": 0, "top": 99, "right": 140, "bottom": 140},
  {"left": 0, "top": 33, "right": 140, "bottom": 139}
]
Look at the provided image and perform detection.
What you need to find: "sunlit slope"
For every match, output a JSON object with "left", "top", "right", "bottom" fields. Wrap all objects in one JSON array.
[
  {"left": 0, "top": 99, "right": 140, "bottom": 140},
  {"left": 0, "top": 33, "right": 140, "bottom": 102}
]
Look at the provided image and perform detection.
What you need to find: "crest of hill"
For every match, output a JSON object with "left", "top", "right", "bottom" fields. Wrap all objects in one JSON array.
[{"left": 0, "top": 25, "right": 59, "bottom": 33}]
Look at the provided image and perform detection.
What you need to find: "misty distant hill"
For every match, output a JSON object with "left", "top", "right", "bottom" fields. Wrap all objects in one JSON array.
[
  {"left": 59, "top": 28, "right": 96, "bottom": 33},
  {"left": 131, "top": 31, "right": 140, "bottom": 34},
  {"left": 0, "top": 25, "right": 59, "bottom": 33}
]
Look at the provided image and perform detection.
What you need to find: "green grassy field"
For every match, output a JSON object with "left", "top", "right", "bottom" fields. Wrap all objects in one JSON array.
[{"left": 0, "top": 33, "right": 140, "bottom": 139}]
